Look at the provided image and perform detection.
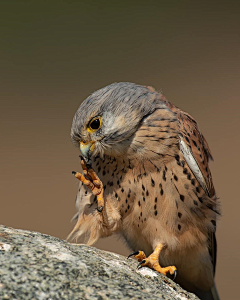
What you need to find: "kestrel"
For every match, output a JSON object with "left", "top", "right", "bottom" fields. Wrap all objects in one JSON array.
[{"left": 69, "top": 83, "right": 220, "bottom": 300}]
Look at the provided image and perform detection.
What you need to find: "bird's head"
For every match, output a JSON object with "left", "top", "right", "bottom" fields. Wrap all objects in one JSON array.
[{"left": 71, "top": 82, "right": 158, "bottom": 163}]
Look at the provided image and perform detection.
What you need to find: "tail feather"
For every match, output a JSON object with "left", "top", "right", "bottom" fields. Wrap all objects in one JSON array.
[
  {"left": 210, "top": 283, "right": 220, "bottom": 300},
  {"left": 195, "top": 282, "right": 220, "bottom": 300}
]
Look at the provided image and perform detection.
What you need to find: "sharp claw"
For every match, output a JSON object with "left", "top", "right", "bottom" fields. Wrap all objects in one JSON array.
[
  {"left": 79, "top": 155, "right": 92, "bottom": 167},
  {"left": 172, "top": 269, "right": 177, "bottom": 281},
  {"left": 137, "top": 259, "right": 146, "bottom": 269},
  {"left": 72, "top": 171, "right": 77, "bottom": 175},
  {"left": 97, "top": 206, "right": 103, "bottom": 212},
  {"left": 86, "top": 163, "right": 92, "bottom": 168},
  {"left": 127, "top": 251, "right": 140, "bottom": 259}
]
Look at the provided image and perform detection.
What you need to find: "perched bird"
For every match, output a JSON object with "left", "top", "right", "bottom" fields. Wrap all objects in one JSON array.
[{"left": 70, "top": 82, "right": 220, "bottom": 300}]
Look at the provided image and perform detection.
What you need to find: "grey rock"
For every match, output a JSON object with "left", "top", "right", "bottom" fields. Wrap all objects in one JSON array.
[{"left": 0, "top": 225, "right": 199, "bottom": 300}]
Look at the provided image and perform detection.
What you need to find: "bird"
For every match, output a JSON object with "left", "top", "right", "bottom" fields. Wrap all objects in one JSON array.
[{"left": 69, "top": 82, "right": 220, "bottom": 300}]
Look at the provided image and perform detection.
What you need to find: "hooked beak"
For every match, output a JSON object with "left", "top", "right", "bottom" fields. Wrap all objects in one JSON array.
[{"left": 80, "top": 141, "right": 95, "bottom": 163}]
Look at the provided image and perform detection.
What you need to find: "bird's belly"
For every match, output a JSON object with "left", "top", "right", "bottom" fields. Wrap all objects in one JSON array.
[
  {"left": 120, "top": 213, "right": 179, "bottom": 256},
  {"left": 121, "top": 213, "right": 214, "bottom": 292}
]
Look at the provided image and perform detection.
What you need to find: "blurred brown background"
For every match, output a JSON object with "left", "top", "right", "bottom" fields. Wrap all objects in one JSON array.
[{"left": 0, "top": 1, "right": 239, "bottom": 299}]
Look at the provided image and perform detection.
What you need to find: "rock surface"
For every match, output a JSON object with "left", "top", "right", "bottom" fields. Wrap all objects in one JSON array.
[{"left": 0, "top": 225, "right": 199, "bottom": 300}]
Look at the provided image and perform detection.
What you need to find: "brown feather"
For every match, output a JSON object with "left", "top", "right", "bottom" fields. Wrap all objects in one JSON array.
[{"left": 70, "top": 83, "right": 221, "bottom": 299}]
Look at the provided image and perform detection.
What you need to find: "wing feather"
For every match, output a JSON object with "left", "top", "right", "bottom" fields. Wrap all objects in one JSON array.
[{"left": 163, "top": 99, "right": 218, "bottom": 275}]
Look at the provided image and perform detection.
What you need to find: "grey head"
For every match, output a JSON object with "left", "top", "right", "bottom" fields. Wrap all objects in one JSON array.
[{"left": 71, "top": 82, "right": 160, "bottom": 162}]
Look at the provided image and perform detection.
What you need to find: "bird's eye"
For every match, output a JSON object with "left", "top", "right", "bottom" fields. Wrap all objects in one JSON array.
[{"left": 89, "top": 117, "right": 101, "bottom": 131}]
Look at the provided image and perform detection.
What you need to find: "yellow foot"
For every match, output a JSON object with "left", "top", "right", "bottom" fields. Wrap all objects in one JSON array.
[
  {"left": 72, "top": 157, "right": 105, "bottom": 212},
  {"left": 128, "top": 250, "right": 146, "bottom": 261},
  {"left": 128, "top": 244, "right": 177, "bottom": 280}
]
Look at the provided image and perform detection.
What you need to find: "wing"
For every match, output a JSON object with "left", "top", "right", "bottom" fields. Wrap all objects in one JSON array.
[
  {"left": 146, "top": 88, "right": 214, "bottom": 197},
  {"left": 163, "top": 101, "right": 214, "bottom": 196},
  {"left": 164, "top": 99, "right": 218, "bottom": 275}
]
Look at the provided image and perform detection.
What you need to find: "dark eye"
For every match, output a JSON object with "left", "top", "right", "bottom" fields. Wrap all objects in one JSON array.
[{"left": 90, "top": 118, "right": 101, "bottom": 130}]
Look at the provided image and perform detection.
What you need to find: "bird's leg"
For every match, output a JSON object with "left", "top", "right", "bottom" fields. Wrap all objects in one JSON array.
[
  {"left": 128, "top": 244, "right": 177, "bottom": 279},
  {"left": 72, "top": 158, "right": 105, "bottom": 212}
]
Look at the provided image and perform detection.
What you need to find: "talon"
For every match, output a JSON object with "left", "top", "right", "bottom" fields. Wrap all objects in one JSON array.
[
  {"left": 97, "top": 206, "right": 103, "bottom": 212},
  {"left": 86, "top": 163, "right": 92, "bottom": 168},
  {"left": 127, "top": 251, "right": 140, "bottom": 259},
  {"left": 127, "top": 244, "right": 177, "bottom": 279},
  {"left": 173, "top": 269, "right": 177, "bottom": 281},
  {"left": 72, "top": 171, "right": 77, "bottom": 175},
  {"left": 127, "top": 250, "right": 146, "bottom": 261},
  {"left": 137, "top": 259, "right": 146, "bottom": 269}
]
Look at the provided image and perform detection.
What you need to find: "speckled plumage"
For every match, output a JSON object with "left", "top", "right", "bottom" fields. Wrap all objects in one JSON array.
[{"left": 70, "top": 83, "right": 220, "bottom": 300}]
